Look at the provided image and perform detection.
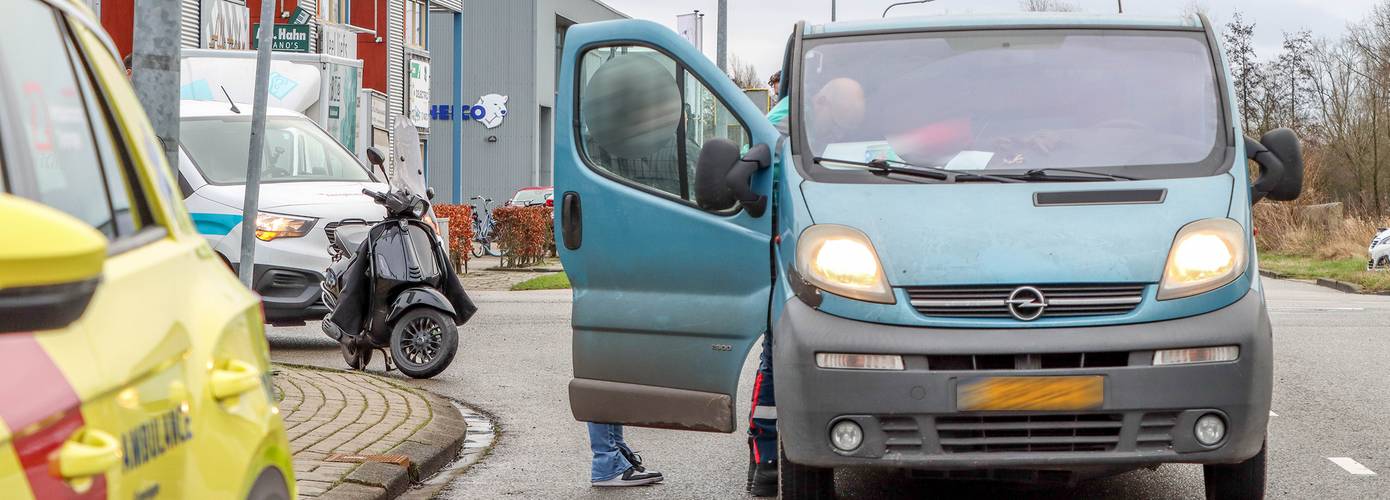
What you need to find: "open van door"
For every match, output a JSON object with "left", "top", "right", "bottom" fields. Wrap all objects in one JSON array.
[{"left": 556, "top": 20, "right": 782, "bottom": 432}]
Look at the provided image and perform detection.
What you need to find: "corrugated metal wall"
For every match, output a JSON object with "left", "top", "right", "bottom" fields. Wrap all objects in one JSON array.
[
  {"left": 387, "top": 0, "right": 405, "bottom": 155},
  {"left": 459, "top": 0, "right": 537, "bottom": 204},
  {"left": 301, "top": 0, "right": 318, "bottom": 52},
  {"left": 181, "top": 0, "right": 201, "bottom": 47}
]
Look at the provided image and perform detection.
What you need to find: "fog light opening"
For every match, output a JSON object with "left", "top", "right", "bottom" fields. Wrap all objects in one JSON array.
[
  {"left": 816, "top": 353, "right": 905, "bottom": 371},
  {"left": 830, "top": 420, "right": 864, "bottom": 452},
  {"left": 1194, "top": 413, "right": 1226, "bottom": 446}
]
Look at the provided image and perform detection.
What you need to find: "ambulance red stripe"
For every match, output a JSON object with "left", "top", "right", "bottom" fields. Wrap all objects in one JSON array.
[{"left": 0, "top": 334, "right": 106, "bottom": 499}]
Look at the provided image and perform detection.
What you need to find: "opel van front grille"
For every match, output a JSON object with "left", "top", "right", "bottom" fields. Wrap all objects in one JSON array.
[{"left": 906, "top": 284, "right": 1146, "bottom": 319}]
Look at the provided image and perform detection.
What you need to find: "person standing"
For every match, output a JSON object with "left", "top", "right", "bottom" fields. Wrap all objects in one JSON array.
[
  {"left": 588, "top": 423, "right": 664, "bottom": 487},
  {"left": 747, "top": 70, "right": 787, "bottom": 499}
]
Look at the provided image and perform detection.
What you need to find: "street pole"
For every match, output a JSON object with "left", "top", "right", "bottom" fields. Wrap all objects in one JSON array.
[
  {"left": 717, "top": 0, "right": 727, "bottom": 73},
  {"left": 1117, "top": 0, "right": 1124, "bottom": 14},
  {"left": 130, "top": 0, "right": 180, "bottom": 173},
  {"left": 238, "top": 0, "right": 277, "bottom": 287},
  {"left": 832, "top": 0, "right": 837, "bottom": 21}
]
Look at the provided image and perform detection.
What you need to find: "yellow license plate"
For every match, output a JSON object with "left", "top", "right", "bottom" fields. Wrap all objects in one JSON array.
[{"left": 957, "top": 376, "right": 1104, "bottom": 411}]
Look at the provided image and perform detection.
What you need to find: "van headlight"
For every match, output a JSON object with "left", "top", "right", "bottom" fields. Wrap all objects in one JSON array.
[
  {"left": 1157, "top": 218, "right": 1247, "bottom": 300},
  {"left": 254, "top": 212, "right": 316, "bottom": 241},
  {"left": 795, "top": 224, "right": 895, "bottom": 304}
]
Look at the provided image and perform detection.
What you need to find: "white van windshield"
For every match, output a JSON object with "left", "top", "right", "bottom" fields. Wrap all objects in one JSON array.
[
  {"left": 800, "top": 30, "right": 1224, "bottom": 179},
  {"left": 181, "top": 116, "right": 372, "bottom": 184}
]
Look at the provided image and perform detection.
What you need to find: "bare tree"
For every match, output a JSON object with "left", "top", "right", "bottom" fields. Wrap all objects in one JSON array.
[
  {"left": 1224, "top": 11, "right": 1264, "bottom": 135},
  {"left": 1019, "top": 0, "right": 1079, "bottom": 12},
  {"left": 728, "top": 54, "right": 760, "bottom": 89}
]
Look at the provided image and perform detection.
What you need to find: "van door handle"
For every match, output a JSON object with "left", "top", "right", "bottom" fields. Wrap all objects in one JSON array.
[
  {"left": 561, "top": 192, "right": 582, "bottom": 250},
  {"left": 54, "top": 428, "right": 121, "bottom": 479},
  {"left": 210, "top": 359, "right": 262, "bottom": 400}
]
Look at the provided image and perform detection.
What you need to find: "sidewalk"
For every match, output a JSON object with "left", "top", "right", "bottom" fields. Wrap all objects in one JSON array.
[
  {"left": 458, "top": 255, "right": 562, "bottom": 291},
  {"left": 272, "top": 365, "right": 470, "bottom": 499}
]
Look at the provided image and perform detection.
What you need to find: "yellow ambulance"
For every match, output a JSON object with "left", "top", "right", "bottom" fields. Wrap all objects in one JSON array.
[{"left": 0, "top": 0, "right": 293, "bottom": 498}]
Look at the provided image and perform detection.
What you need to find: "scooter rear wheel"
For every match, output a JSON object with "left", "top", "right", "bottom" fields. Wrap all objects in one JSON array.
[
  {"left": 341, "top": 341, "right": 372, "bottom": 370},
  {"left": 390, "top": 308, "right": 458, "bottom": 379}
]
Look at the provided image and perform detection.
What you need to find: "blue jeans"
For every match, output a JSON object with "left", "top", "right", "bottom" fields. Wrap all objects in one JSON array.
[{"left": 588, "top": 423, "right": 634, "bottom": 482}]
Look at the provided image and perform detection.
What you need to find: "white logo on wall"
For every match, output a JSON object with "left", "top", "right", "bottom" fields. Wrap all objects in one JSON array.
[{"left": 474, "top": 94, "right": 508, "bottom": 129}]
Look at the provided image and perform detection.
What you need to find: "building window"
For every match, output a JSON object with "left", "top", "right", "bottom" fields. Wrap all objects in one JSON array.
[
  {"left": 404, "top": 0, "right": 426, "bottom": 49},
  {"left": 320, "top": 0, "right": 350, "bottom": 25}
]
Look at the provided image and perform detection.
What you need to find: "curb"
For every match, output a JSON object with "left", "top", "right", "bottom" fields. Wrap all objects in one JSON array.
[
  {"left": 1258, "top": 269, "right": 1289, "bottom": 280},
  {"left": 485, "top": 266, "right": 564, "bottom": 273},
  {"left": 1260, "top": 268, "right": 1390, "bottom": 296},
  {"left": 297, "top": 370, "right": 468, "bottom": 500},
  {"left": 1314, "top": 277, "right": 1364, "bottom": 294}
]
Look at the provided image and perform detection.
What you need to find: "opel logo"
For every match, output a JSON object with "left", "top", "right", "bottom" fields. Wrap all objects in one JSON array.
[{"left": 1007, "top": 286, "right": 1047, "bottom": 321}]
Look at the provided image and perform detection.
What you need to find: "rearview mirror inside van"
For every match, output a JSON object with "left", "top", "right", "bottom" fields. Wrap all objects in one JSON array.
[{"left": 1247, "top": 128, "right": 1303, "bottom": 203}]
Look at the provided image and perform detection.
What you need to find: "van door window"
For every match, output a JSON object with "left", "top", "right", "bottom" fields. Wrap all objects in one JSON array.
[
  {"left": 0, "top": 0, "right": 134, "bottom": 238},
  {"left": 577, "top": 45, "right": 749, "bottom": 203}
]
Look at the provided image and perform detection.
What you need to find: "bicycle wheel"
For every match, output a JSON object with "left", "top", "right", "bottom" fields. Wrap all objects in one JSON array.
[
  {"left": 470, "top": 237, "right": 485, "bottom": 258},
  {"left": 488, "top": 225, "right": 506, "bottom": 257}
]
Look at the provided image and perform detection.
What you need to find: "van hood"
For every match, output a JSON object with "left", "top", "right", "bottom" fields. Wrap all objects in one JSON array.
[
  {"left": 798, "top": 175, "right": 1237, "bottom": 286},
  {"left": 197, "top": 181, "right": 391, "bottom": 219}
]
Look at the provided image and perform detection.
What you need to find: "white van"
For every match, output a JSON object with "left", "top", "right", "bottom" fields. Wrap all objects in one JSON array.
[{"left": 177, "top": 99, "right": 394, "bottom": 324}]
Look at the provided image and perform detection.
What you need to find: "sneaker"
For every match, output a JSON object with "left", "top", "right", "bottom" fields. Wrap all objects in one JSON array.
[
  {"left": 592, "top": 466, "right": 664, "bottom": 487},
  {"left": 749, "top": 461, "right": 778, "bottom": 497},
  {"left": 619, "top": 447, "right": 644, "bottom": 470}
]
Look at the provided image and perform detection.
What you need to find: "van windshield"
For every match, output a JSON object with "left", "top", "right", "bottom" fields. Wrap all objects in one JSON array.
[
  {"left": 799, "top": 30, "right": 1225, "bottom": 181},
  {"left": 181, "top": 116, "right": 373, "bottom": 185}
]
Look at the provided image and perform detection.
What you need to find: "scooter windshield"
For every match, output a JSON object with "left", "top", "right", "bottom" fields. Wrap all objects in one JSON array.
[{"left": 391, "top": 117, "right": 429, "bottom": 197}]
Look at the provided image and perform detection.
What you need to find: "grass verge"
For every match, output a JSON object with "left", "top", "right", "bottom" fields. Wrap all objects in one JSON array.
[
  {"left": 1260, "top": 253, "right": 1390, "bottom": 292},
  {"left": 510, "top": 272, "right": 570, "bottom": 291}
]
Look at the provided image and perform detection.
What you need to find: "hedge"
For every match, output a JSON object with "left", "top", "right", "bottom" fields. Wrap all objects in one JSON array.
[
  {"left": 431, "top": 203, "right": 476, "bottom": 272},
  {"left": 492, "top": 205, "right": 554, "bottom": 268}
]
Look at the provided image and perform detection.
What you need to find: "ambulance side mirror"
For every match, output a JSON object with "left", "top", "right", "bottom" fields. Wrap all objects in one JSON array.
[{"left": 0, "top": 195, "right": 106, "bottom": 334}]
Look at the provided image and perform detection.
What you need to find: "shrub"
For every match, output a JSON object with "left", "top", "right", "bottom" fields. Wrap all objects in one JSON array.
[
  {"left": 431, "top": 204, "right": 476, "bottom": 272},
  {"left": 492, "top": 205, "right": 554, "bottom": 268}
]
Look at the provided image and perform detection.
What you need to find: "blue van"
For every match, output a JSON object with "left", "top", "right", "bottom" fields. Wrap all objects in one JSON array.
[{"left": 554, "top": 13, "right": 1303, "bottom": 499}]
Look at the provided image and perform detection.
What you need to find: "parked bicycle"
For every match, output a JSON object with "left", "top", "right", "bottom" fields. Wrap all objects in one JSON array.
[{"left": 470, "top": 195, "right": 506, "bottom": 258}]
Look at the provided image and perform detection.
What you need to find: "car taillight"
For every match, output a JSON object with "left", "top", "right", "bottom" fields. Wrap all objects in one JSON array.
[{"left": 546, "top": 199, "right": 554, "bottom": 207}]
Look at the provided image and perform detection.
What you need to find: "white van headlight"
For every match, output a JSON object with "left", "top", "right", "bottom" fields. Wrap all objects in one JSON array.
[
  {"left": 255, "top": 212, "right": 316, "bottom": 241},
  {"left": 1157, "top": 218, "right": 1247, "bottom": 300},
  {"left": 796, "top": 225, "right": 895, "bottom": 304}
]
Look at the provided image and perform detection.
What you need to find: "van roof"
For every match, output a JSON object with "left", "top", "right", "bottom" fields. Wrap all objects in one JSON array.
[
  {"left": 179, "top": 99, "right": 303, "bottom": 119},
  {"left": 805, "top": 13, "right": 1203, "bottom": 37}
]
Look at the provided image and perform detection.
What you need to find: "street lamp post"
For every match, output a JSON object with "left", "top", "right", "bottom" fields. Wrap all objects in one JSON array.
[
  {"left": 883, "top": 0, "right": 935, "bottom": 18},
  {"left": 832, "top": 0, "right": 837, "bottom": 21},
  {"left": 237, "top": 0, "right": 278, "bottom": 287}
]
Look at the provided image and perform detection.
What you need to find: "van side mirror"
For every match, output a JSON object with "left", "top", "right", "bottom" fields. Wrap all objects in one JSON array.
[
  {"left": 694, "top": 140, "right": 771, "bottom": 217},
  {"left": 0, "top": 194, "right": 106, "bottom": 334},
  {"left": 1247, "top": 128, "right": 1303, "bottom": 203}
]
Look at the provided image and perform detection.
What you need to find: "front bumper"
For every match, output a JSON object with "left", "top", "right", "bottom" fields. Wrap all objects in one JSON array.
[
  {"left": 230, "top": 263, "right": 327, "bottom": 322},
  {"left": 773, "top": 288, "right": 1271, "bottom": 471}
]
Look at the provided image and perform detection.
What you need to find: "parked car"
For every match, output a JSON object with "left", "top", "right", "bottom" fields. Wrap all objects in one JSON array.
[
  {"left": 0, "top": 1, "right": 292, "bottom": 498},
  {"left": 556, "top": 14, "right": 1303, "bottom": 499},
  {"left": 506, "top": 186, "right": 554, "bottom": 207},
  {"left": 1369, "top": 227, "right": 1390, "bottom": 269},
  {"left": 177, "top": 99, "right": 396, "bottom": 324}
]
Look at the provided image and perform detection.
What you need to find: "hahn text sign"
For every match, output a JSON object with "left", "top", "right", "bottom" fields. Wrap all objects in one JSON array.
[{"left": 252, "top": 24, "right": 311, "bottom": 53}]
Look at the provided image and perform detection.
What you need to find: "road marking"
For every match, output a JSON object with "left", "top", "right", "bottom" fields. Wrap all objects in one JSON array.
[
  {"left": 1269, "top": 307, "right": 1365, "bottom": 312},
  {"left": 1269, "top": 411, "right": 1278, "bottom": 417},
  {"left": 1328, "top": 457, "right": 1377, "bottom": 475}
]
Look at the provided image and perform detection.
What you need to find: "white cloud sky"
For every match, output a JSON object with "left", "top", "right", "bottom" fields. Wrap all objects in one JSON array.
[{"left": 601, "top": 0, "right": 1380, "bottom": 82}]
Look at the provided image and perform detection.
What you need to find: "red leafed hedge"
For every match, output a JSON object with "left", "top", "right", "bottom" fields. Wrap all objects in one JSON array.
[
  {"left": 492, "top": 205, "right": 554, "bottom": 268},
  {"left": 431, "top": 204, "right": 475, "bottom": 272}
]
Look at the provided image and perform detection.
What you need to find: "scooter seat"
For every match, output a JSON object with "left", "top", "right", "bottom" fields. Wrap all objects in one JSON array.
[{"left": 334, "top": 225, "right": 371, "bottom": 258}]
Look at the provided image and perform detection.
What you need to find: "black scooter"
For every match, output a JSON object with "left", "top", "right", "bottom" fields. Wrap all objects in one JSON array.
[{"left": 321, "top": 141, "right": 476, "bottom": 379}]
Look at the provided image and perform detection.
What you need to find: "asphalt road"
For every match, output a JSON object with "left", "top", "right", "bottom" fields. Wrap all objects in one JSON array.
[{"left": 267, "top": 279, "right": 1389, "bottom": 499}]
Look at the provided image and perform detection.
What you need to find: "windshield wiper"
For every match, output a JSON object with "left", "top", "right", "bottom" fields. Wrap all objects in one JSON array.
[
  {"left": 813, "top": 157, "right": 1023, "bottom": 184},
  {"left": 1019, "top": 168, "right": 1139, "bottom": 182}
]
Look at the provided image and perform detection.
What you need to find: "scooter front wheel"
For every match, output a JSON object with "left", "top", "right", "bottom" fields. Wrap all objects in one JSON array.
[
  {"left": 341, "top": 340, "right": 372, "bottom": 370},
  {"left": 390, "top": 308, "right": 459, "bottom": 379}
]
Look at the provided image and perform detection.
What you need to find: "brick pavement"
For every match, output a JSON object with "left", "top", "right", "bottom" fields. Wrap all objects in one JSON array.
[{"left": 272, "top": 365, "right": 470, "bottom": 499}]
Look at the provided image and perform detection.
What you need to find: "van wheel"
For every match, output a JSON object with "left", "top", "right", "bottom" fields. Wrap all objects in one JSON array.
[
  {"left": 246, "top": 467, "right": 290, "bottom": 500},
  {"left": 778, "top": 437, "right": 835, "bottom": 500},
  {"left": 1203, "top": 439, "right": 1267, "bottom": 500},
  {"left": 390, "top": 308, "right": 458, "bottom": 379}
]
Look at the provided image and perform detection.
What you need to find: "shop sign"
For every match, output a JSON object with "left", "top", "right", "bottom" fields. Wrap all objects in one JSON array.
[
  {"left": 253, "top": 24, "right": 312, "bottom": 53},
  {"left": 371, "top": 91, "right": 387, "bottom": 130},
  {"left": 289, "top": 6, "right": 315, "bottom": 25},
  {"left": 407, "top": 58, "right": 431, "bottom": 130},
  {"left": 202, "top": 0, "right": 250, "bottom": 50},
  {"left": 320, "top": 25, "right": 356, "bottom": 59},
  {"left": 429, "top": 94, "right": 510, "bottom": 129}
]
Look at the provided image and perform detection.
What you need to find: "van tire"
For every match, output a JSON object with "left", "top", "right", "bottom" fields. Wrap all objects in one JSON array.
[
  {"left": 1203, "top": 439, "right": 1266, "bottom": 500},
  {"left": 778, "top": 438, "right": 834, "bottom": 500},
  {"left": 246, "top": 467, "right": 290, "bottom": 500}
]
